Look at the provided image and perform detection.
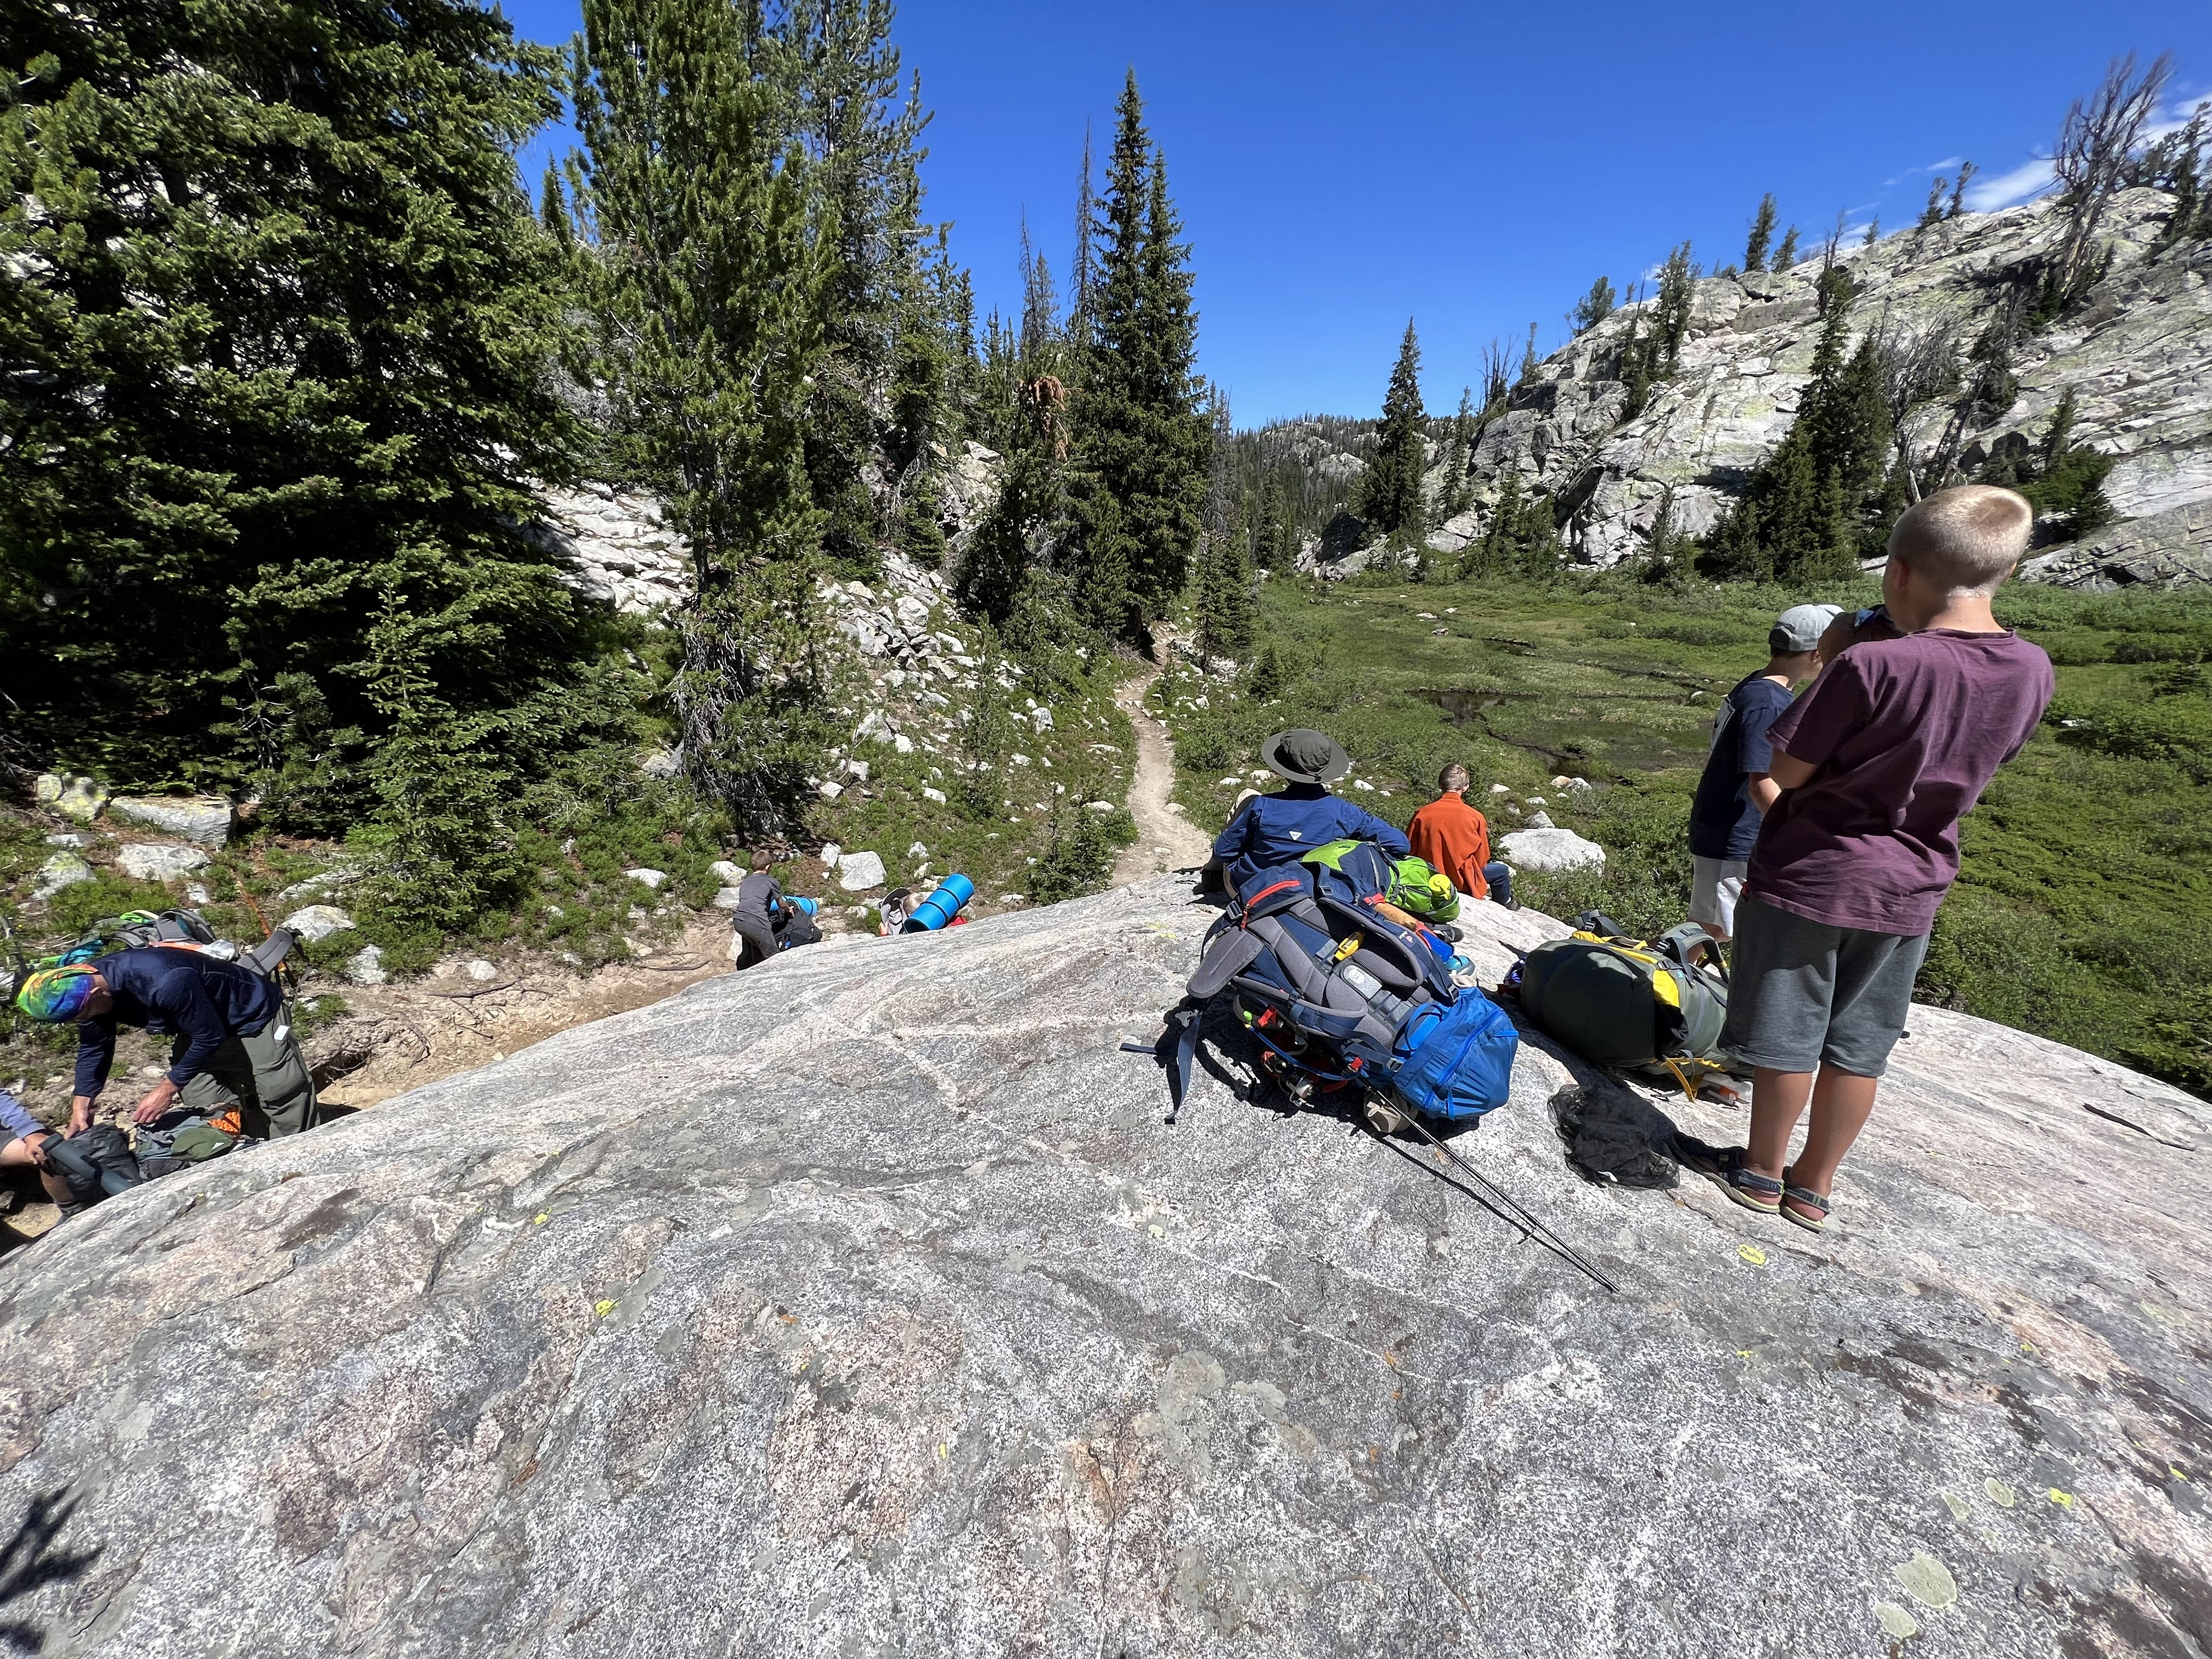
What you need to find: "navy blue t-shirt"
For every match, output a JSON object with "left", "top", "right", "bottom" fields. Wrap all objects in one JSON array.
[{"left": 1688, "top": 673, "right": 1795, "bottom": 860}]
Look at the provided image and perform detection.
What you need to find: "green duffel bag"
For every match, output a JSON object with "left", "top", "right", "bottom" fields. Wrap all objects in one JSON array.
[{"left": 1514, "top": 911, "right": 1729, "bottom": 1086}]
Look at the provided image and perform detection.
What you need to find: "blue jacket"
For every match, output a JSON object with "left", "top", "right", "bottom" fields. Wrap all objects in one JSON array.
[
  {"left": 1212, "top": 785, "right": 1411, "bottom": 890},
  {"left": 75, "top": 949, "right": 281, "bottom": 1099}
]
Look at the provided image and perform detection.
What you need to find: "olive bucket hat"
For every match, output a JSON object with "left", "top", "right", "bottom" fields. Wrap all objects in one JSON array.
[{"left": 1260, "top": 729, "right": 1351, "bottom": 785}]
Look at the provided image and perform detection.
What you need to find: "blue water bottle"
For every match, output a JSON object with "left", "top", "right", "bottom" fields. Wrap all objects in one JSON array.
[{"left": 902, "top": 873, "right": 974, "bottom": 933}]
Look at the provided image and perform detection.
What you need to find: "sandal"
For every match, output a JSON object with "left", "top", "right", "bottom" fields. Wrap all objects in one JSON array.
[
  {"left": 1779, "top": 1172, "right": 1832, "bottom": 1234},
  {"left": 1673, "top": 1138, "right": 1782, "bottom": 1215}
]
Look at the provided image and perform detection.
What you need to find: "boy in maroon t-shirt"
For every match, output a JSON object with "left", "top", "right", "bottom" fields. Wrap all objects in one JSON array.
[{"left": 1683, "top": 487, "right": 2055, "bottom": 1231}]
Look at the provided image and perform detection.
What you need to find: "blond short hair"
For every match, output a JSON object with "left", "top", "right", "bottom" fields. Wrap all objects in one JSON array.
[{"left": 1888, "top": 486, "right": 2033, "bottom": 594}]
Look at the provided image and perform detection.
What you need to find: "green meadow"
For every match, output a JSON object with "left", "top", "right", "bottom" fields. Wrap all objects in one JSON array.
[{"left": 1158, "top": 571, "right": 2212, "bottom": 1099}]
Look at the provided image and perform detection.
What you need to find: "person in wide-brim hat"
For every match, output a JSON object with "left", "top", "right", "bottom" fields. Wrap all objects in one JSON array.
[
  {"left": 1211, "top": 729, "right": 1408, "bottom": 891},
  {"left": 1259, "top": 728, "right": 1351, "bottom": 785}
]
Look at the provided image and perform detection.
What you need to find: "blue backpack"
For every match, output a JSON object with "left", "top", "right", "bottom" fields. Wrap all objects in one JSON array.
[{"left": 1161, "top": 862, "right": 1517, "bottom": 1126}]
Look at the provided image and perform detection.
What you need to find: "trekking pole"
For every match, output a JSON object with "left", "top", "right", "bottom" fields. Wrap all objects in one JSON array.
[
  {"left": 1396, "top": 1112, "right": 1621, "bottom": 1294},
  {"left": 1369, "top": 1111, "right": 1620, "bottom": 1294}
]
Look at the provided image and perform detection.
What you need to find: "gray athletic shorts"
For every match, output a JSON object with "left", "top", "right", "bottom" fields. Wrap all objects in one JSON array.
[
  {"left": 1688, "top": 855, "right": 1748, "bottom": 936},
  {"left": 1719, "top": 896, "right": 1929, "bottom": 1077}
]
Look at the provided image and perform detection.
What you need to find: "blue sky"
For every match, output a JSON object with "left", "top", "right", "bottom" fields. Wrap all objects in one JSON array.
[{"left": 502, "top": 0, "right": 2212, "bottom": 425}]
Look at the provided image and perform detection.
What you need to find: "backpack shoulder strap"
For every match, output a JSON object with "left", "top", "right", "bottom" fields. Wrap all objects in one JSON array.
[{"left": 1187, "top": 927, "right": 1264, "bottom": 1001}]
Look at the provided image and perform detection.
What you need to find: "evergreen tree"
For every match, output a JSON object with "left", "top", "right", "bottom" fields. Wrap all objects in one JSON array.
[
  {"left": 1358, "top": 320, "right": 1428, "bottom": 541},
  {"left": 1068, "top": 72, "right": 1209, "bottom": 640},
  {"left": 1068, "top": 122, "right": 1097, "bottom": 349},
  {"left": 1437, "top": 387, "right": 1476, "bottom": 524},
  {"left": 1652, "top": 243, "right": 1697, "bottom": 362},
  {"left": 1192, "top": 397, "right": 1256, "bottom": 671},
  {"left": 574, "top": 0, "right": 831, "bottom": 829},
  {"left": 1570, "top": 276, "right": 1617, "bottom": 334},
  {"left": 0, "top": 0, "right": 613, "bottom": 922},
  {"left": 1948, "top": 162, "right": 1976, "bottom": 218},
  {"left": 1919, "top": 177, "right": 1949, "bottom": 229},
  {"left": 540, "top": 163, "right": 573, "bottom": 246},
  {"left": 1745, "top": 194, "right": 1777, "bottom": 273},
  {"left": 1516, "top": 321, "right": 1541, "bottom": 386},
  {"left": 1770, "top": 225, "right": 1801, "bottom": 271}
]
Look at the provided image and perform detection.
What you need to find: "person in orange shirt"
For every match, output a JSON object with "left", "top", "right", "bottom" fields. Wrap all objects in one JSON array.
[{"left": 1406, "top": 763, "right": 1518, "bottom": 909}]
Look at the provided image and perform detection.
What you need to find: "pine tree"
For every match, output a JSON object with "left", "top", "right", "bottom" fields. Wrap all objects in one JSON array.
[
  {"left": 1437, "top": 387, "right": 1476, "bottom": 524},
  {"left": 1068, "top": 122, "right": 1097, "bottom": 349},
  {"left": 1652, "top": 244, "right": 1697, "bottom": 363},
  {"left": 1919, "top": 177, "right": 1949, "bottom": 229},
  {"left": 574, "top": 0, "right": 831, "bottom": 828},
  {"left": 1570, "top": 276, "right": 1617, "bottom": 334},
  {"left": 1948, "top": 162, "right": 1976, "bottom": 218},
  {"left": 1068, "top": 72, "right": 1209, "bottom": 639},
  {"left": 1359, "top": 320, "right": 1428, "bottom": 541},
  {"left": 1745, "top": 194, "right": 1777, "bottom": 273},
  {"left": 1517, "top": 321, "right": 1541, "bottom": 386},
  {"left": 0, "top": 0, "right": 610, "bottom": 908},
  {"left": 540, "top": 163, "right": 572, "bottom": 247},
  {"left": 1771, "top": 225, "right": 1801, "bottom": 271}
]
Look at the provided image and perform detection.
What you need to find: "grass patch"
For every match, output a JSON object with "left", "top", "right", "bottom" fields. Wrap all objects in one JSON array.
[{"left": 1159, "top": 570, "right": 2212, "bottom": 1099}]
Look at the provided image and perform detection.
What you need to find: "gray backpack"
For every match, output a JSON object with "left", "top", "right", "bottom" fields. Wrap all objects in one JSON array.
[{"left": 1513, "top": 912, "right": 1732, "bottom": 1092}]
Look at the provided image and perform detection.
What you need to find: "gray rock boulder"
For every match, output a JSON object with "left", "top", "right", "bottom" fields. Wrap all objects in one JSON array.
[
  {"left": 281, "top": 905, "right": 356, "bottom": 944},
  {"left": 115, "top": 844, "right": 210, "bottom": 883},
  {"left": 2, "top": 881, "right": 2207, "bottom": 1657},
  {"left": 342, "top": 944, "right": 387, "bottom": 986},
  {"left": 2019, "top": 498, "right": 2212, "bottom": 590},
  {"left": 836, "top": 849, "right": 887, "bottom": 891},
  {"left": 33, "top": 774, "right": 107, "bottom": 825},
  {"left": 1497, "top": 826, "right": 1606, "bottom": 872},
  {"left": 106, "top": 795, "right": 232, "bottom": 847},
  {"left": 31, "top": 851, "right": 93, "bottom": 898}
]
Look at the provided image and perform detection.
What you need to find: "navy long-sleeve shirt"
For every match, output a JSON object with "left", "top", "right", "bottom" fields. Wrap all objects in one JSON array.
[
  {"left": 74, "top": 949, "right": 281, "bottom": 1099},
  {"left": 1211, "top": 785, "right": 1412, "bottom": 891}
]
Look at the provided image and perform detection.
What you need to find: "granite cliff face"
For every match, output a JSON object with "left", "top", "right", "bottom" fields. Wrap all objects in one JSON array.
[
  {"left": 1, "top": 879, "right": 2208, "bottom": 1657},
  {"left": 1301, "top": 190, "right": 2212, "bottom": 585}
]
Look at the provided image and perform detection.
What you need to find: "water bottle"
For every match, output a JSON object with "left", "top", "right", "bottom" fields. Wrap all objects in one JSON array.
[{"left": 1336, "top": 960, "right": 1409, "bottom": 1025}]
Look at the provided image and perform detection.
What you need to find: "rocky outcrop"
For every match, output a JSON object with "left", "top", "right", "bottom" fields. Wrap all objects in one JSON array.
[
  {"left": 1285, "top": 192, "right": 2212, "bottom": 576},
  {"left": 2019, "top": 498, "right": 2212, "bottom": 589},
  {"left": 534, "top": 482, "right": 694, "bottom": 616},
  {"left": 2, "top": 879, "right": 2207, "bottom": 1656}
]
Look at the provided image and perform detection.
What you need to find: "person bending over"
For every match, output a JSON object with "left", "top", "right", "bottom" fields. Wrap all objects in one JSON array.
[
  {"left": 15, "top": 949, "right": 315, "bottom": 1142},
  {"left": 730, "top": 850, "right": 822, "bottom": 969},
  {"left": 1682, "top": 488, "right": 2053, "bottom": 1233},
  {"left": 1211, "top": 729, "right": 1410, "bottom": 893}
]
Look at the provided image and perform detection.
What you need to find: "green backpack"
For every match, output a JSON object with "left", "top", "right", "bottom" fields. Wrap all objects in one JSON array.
[
  {"left": 1513, "top": 911, "right": 1733, "bottom": 1094},
  {"left": 1300, "top": 839, "right": 1462, "bottom": 923}
]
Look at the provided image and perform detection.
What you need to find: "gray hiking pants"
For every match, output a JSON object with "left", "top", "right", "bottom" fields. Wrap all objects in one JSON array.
[{"left": 175, "top": 1022, "right": 318, "bottom": 1139}]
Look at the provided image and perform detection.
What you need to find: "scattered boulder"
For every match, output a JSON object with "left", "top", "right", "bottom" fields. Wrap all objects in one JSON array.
[
  {"left": 636, "top": 746, "right": 682, "bottom": 780},
  {"left": 32, "top": 851, "right": 93, "bottom": 898},
  {"left": 712, "top": 887, "right": 746, "bottom": 911},
  {"left": 1525, "top": 810, "right": 1556, "bottom": 831},
  {"left": 282, "top": 906, "right": 357, "bottom": 944},
  {"left": 922, "top": 787, "right": 947, "bottom": 805},
  {"left": 626, "top": 868, "right": 669, "bottom": 890},
  {"left": 836, "top": 850, "right": 887, "bottom": 891},
  {"left": 34, "top": 774, "right": 108, "bottom": 825},
  {"left": 709, "top": 861, "right": 742, "bottom": 884},
  {"left": 464, "top": 959, "right": 500, "bottom": 982},
  {"left": 1498, "top": 826, "right": 1606, "bottom": 873},
  {"left": 117, "top": 844, "right": 211, "bottom": 883},
  {"left": 342, "top": 945, "right": 387, "bottom": 986},
  {"left": 108, "top": 794, "right": 232, "bottom": 847}
]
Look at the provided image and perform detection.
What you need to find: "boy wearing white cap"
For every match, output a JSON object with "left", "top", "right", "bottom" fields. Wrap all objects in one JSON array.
[{"left": 1684, "top": 602, "right": 1841, "bottom": 940}]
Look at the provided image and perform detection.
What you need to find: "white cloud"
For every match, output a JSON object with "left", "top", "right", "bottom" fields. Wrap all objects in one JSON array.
[{"left": 1966, "top": 156, "right": 2056, "bottom": 212}]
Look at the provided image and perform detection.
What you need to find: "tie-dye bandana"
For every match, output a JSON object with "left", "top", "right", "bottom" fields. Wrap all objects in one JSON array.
[{"left": 14, "top": 967, "right": 97, "bottom": 1023}]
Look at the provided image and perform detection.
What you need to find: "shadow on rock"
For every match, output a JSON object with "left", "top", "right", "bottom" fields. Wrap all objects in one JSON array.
[{"left": 0, "top": 1488, "right": 103, "bottom": 1654}]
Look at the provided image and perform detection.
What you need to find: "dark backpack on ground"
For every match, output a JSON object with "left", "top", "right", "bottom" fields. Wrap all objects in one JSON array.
[
  {"left": 1509, "top": 911, "right": 1732, "bottom": 1094},
  {"left": 1163, "top": 862, "right": 1517, "bottom": 1126},
  {"left": 41, "top": 1124, "right": 145, "bottom": 1211}
]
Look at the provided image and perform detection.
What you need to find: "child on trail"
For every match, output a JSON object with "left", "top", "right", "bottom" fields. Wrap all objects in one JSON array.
[
  {"left": 1683, "top": 487, "right": 2055, "bottom": 1232},
  {"left": 1685, "top": 603, "right": 1839, "bottom": 941},
  {"left": 1407, "top": 763, "right": 1518, "bottom": 909},
  {"left": 1211, "top": 730, "right": 1409, "bottom": 892}
]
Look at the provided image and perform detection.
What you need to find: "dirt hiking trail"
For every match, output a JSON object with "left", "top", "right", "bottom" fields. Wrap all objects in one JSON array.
[{"left": 1111, "top": 654, "right": 1212, "bottom": 887}]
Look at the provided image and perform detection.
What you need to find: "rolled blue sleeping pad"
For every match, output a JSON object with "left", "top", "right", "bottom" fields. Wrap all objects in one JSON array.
[
  {"left": 902, "top": 873, "right": 974, "bottom": 933},
  {"left": 788, "top": 895, "right": 819, "bottom": 918}
]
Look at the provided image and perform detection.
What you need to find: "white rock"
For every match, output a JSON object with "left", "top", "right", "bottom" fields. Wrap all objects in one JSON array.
[
  {"left": 819, "top": 780, "right": 844, "bottom": 800},
  {"left": 837, "top": 851, "right": 888, "bottom": 891},
  {"left": 116, "top": 843, "right": 209, "bottom": 882},
  {"left": 1525, "top": 795, "right": 1547, "bottom": 807},
  {"left": 637, "top": 747, "right": 682, "bottom": 780},
  {"left": 709, "top": 860, "right": 742, "bottom": 883},
  {"left": 36, "top": 774, "right": 108, "bottom": 825},
  {"left": 820, "top": 844, "right": 842, "bottom": 869},
  {"left": 1497, "top": 828, "right": 1606, "bottom": 873},
  {"left": 184, "top": 884, "right": 211, "bottom": 905},
  {"left": 466, "top": 959, "right": 500, "bottom": 982},
  {"left": 1010, "top": 753, "right": 1030, "bottom": 767},
  {"left": 844, "top": 758, "right": 870, "bottom": 782},
  {"left": 1490, "top": 783, "right": 1511, "bottom": 794},
  {"left": 713, "top": 887, "right": 746, "bottom": 911},
  {"left": 1217, "top": 777, "right": 1241, "bottom": 787},
  {"left": 284, "top": 905, "right": 357, "bottom": 943},
  {"left": 33, "top": 852, "right": 94, "bottom": 898},
  {"left": 627, "top": 868, "right": 669, "bottom": 890},
  {"left": 43, "top": 833, "right": 86, "bottom": 849},
  {"left": 343, "top": 945, "right": 387, "bottom": 986},
  {"left": 1031, "top": 708, "right": 1054, "bottom": 731},
  {"left": 108, "top": 795, "right": 232, "bottom": 846},
  {"left": 922, "top": 787, "right": 947, "bottom": 804},
  {"left": 893, "top": 733, "right": 914, "bottom": 754},
  {"left": 1525, "top": 810, "right": 1556, "bottom": 831}
]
